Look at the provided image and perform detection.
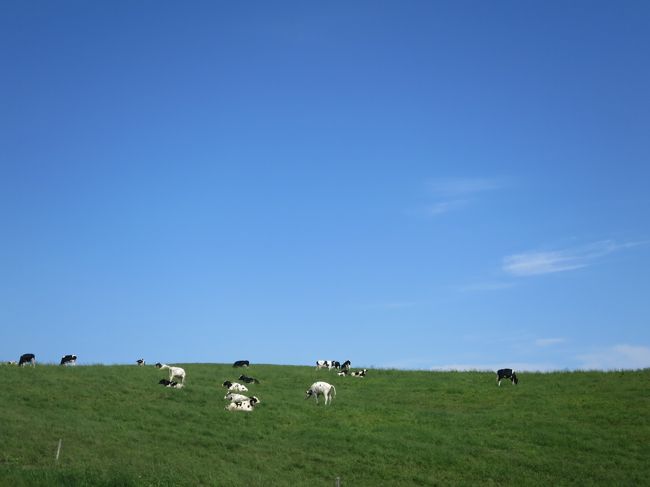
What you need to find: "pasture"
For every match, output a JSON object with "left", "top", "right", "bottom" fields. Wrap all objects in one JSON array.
[{"left": 1, "top": 364, "right": 649, "bottom": 486}]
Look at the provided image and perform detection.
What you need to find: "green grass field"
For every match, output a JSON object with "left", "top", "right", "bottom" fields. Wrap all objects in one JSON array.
[{"left": 1, "top": 364, "right": 649, "bottom": 486}]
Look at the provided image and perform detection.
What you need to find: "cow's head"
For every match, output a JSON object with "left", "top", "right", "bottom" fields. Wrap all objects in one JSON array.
[
  {"left": 223, "top": 380, "right": 232, "bottom": 388},
  {"left": 155, "top": 363, "right": 163, "bottom": 368},
  {"left": 512, "top": 373, "right": 519, "bottom": 385},
  {"left": 305, "top": 389, "right": 314, "bottom": 399}
]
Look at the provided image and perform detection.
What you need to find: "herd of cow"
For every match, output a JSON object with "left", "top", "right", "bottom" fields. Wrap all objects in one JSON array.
[
  {"left": 11, "top": 353, "right": 77, "bottom": 367},
  {"left": 7, "top": 354, "right": 521, "bottom": 406}
]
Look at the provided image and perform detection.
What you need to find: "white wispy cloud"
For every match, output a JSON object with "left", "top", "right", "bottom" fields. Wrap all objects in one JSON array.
[
  {"left": 577, "top": 344, "right": 650, "bottom": 370},
  {"left": 503, "top": 240, "right": 646, "bottom": 277},
  {"left": 535, "top": 338, "right": 566, "bottom": 347},
  {"left": 425, "top": 177, "right": 507, "bottom": 217}
]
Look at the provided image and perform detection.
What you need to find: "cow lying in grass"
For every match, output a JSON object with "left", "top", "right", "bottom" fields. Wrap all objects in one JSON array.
[
  {"left": 222, "top": 380, "right": 248, "bottom": 392},
  {"left": 156, "top": 363, "right": 186, "bottom": 384},
  {"left": 225, "top": 397, "right": 259, "bottom": 412},
  {"left": 159, "top": 379, "right": 183, "bottom": 389},
  {"left": 239, "top": 375, "right": 260, "bottom": 384},
  {"left": 305, "top": 381, "right": 336, "bottom": 405},
  {"left": 136, "top": 359, "right": 145, "bottom": 366},
  {"left": 224, "top": 392, "right": 251, "bottom": 402},
  {"left": 350, "top": 369, "right": 367, "bottom": 378}
]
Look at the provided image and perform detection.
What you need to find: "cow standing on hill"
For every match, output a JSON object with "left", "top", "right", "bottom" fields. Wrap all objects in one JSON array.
[
  {"left": 496, "top": 368, "right": 519, "bottom": 386},
  {"left": 60, "top": 355, "right": 77, "bottom": 366},
  {"left": 18, "top": 354, "right": 36, "bottom": 367}
]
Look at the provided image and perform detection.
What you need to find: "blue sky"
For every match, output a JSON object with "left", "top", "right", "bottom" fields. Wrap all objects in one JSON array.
[{"left": 2, "top": 1, "right": 649, "bottom": 370}]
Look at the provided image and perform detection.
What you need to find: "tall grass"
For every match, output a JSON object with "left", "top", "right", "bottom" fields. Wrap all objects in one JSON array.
[{"left": 1, "top": 364, "right": 649, "bottom": 486}]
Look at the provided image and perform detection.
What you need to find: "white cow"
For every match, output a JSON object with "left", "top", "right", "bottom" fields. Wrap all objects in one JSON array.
[
  {"left": 225, "top": 397, "right": 259, "bottom": 412},
  {"left": 156, "top": 363, "right": 186, "bottom": 384},
  {"left": 305, "top": 381, "right": 336, "bottom": 405}
]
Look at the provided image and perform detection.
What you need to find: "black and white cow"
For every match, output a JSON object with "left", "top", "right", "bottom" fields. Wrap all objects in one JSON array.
[
  {"left": 496, "top": 368, "right": 519, "bottom": 386},
  {"left": 350, "top": 369, "right": 367, "bottom": 378},
  {"left": 18, "top": 353, "right": 36, "bottom": 367},
  {"left": 224, "top": 392, "right": 250, "bottom": 402},
  {"left": 225, "top": 396, "right": 259, "bottom": 412},
  {"left": 337, "top": 369, "right": 348, "bottom": 376},
  {"left": 239, "top": 375, "right": 260, "bottom": 384},
  {"left": 340, "top": 360, "right": 351, "bottom": 371},
  {"left": 60, "top": 354, "right": 77, "bottom": 366},
  {"left": 136, "top": 359, "right": 145, "bottom": 366},
  {"left": 316, "top": 360, "right": 339, "bottom": 370},
  {"left": 159, "top": 379, "right": 183, "bottom": 389},
  {"left": 232, "top": 360, "right": 249, "bottom": 368},
  {"left": 222, "top": 380, "right": 248, "bottom": 392}
]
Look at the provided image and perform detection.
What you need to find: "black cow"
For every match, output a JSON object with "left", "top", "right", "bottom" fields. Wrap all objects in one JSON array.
[
  {"left": 496, "top": 368, "right": 519, "bottom": 386},
  {"left": 239, "top": 375, "right": 260, "bottom": 384},
  {"left": 18, "top": 353, "right": 36, "bottom": 367},
  {"left": 136, "top": 359, "right": 145, "bottom": 366},
  {"left": 233, "top": 360, "right": 249, "bottom": 368},
  {"left": 341, "top": 360, "right": 351, "bottom": 371},
  {"left": 60, "top": 354, "right": 77, "bottom": 366}
]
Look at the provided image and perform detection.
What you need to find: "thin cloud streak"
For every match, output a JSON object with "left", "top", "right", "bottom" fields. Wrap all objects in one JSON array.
[
  {"left": 503, "top": 240, "right": 647, "bottom": 276},
  {"left": 431, "top": 362, "right": 558, "bottom": 372},
  {"left": 425, "top": 177, "right": 507, "bottom": 218},
  {"left": 429, "top": 177, "right": 507, "bottom": 196},
  {"left": 577, "top": 344, "right": 650, "bottom": 370}
]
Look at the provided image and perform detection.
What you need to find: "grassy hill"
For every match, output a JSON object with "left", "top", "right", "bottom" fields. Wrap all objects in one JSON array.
[{"left": 1, "top": 364, "right": 649, "bottom": 486}]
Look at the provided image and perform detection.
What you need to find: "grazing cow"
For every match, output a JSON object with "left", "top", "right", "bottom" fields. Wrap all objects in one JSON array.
[
  {"left": 222, "top": 380, "right": 248, "bottom": 392},
  {"left": 18, "top": 353, "right": 36, "bottom": 367},
  {"left": 496, "top": 368, "right": 519, "bottom": 386},
  {"left": 316, "top": 360, "right": 339, "bottom": 370},
  {"left": 159, "top": 379, "right": 183, "bottom": 389},
  {"left": 341, "top": 360, "right": 351, "bottom": 371},
  {"left": 225, "top": 397, "right": 259, "bottom": 412},
  {"left": 136, "top": 359, "right": 145, "bottom": 366},
  {"left": 232, "top": 360, "right": 249, "bottom": 368},
  {"left": 305, "top": 381, "right": 336, "bottom": 405},
  {"left": 60, "top": 354, "right": 77, "bottom": 366},
  {"left": 156, "top": 363, "right": 186, "bottom": 384},
  {"left": 238, "top": 375, "right": 260, "bottom": 384},
  {"left": 350, "top": 369, "right": 367, "bottom": 378},
  {"left": 224, "top": 392, "right": 250, "bottom": 402}
]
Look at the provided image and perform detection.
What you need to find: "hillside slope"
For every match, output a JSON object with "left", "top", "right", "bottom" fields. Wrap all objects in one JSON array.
[{"left": 1, "top": 364, "right": 649, "bottom": 486}]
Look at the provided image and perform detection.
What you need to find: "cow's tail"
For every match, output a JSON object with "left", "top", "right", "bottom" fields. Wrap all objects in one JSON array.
[{"left": 332, "top": 385, "right": 336, "bottom": 397}]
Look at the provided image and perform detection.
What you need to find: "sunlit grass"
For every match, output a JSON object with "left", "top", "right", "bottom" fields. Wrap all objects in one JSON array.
[{"left": 1, "top": 364, "right": 649, "bottom": 486}]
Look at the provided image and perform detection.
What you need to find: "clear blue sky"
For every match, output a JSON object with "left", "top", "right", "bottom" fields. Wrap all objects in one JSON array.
[{"left": 2, "top": 1, "right": 649, "bottom": 370}]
